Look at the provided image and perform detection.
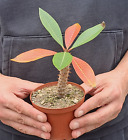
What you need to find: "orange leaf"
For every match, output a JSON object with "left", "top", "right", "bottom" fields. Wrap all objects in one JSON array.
[
  {"left": 65, "top": 23, "right": 81, "bottom": 50},
  {"left": 11, "top": 48, "right": 57, "bottom": 63},
  {"left": 72, "top": 56, "right": 96, "bottom": 87}
]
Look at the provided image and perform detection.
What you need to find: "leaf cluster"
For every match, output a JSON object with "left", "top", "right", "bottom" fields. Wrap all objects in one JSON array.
[{"left": 11, "top": 8, "right": 105, "bottom": 87}]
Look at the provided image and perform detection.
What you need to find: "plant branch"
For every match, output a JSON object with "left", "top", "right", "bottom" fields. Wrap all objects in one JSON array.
[{"left": 57, "top": 65, "right": 70, "bottom": 98}]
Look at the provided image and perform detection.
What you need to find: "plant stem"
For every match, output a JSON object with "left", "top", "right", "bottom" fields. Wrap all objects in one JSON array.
[{"left": 57, "top": 65, "right": 70, "bottom": 98}]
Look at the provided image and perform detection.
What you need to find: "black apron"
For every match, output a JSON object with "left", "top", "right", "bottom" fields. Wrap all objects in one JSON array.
[{"left": 0, "top": 0, "right": 128, "bottom": 139}]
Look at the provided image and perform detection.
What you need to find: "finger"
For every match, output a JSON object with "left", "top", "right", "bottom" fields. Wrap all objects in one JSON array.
[
  {"left": 87, "top": 85, "right": 103, "bottom": 96},
  {"left": 80, "top": 83, "right": 93, "bottom": 93},
  {"left": 18, "top": 79, "right": 43, "bottom": 91},
  {"left": 4, "top": 94, "right": 47, "bottom": 123},
  {"left": 13, "top": 89, "right": 30, "bottom": 99},
  {"left": 71, "top": 125, "right": 96, "bottom": 139},
  {"left": 14, "top": 80, "right": 43, "bottom": 99},
  {"left": 70, "top": 101, "right": 120, "bottom": 132},
  {"left": 74, "top": 88, "right": 113, "bottom": 117},
  {"left": 1, "top": 120, "right": 50, "bottom": 139},
  {"left": 0, "top": 108, "right": 51, "bottom": 132}
]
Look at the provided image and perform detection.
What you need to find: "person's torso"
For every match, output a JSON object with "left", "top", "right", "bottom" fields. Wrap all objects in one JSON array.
[{"left": 0, "top": 0, "right": 128, "bottom": 139}]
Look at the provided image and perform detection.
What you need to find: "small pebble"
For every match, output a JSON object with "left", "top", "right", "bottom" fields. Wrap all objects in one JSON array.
[
  {"left": 37, "top": 94, "right": 43, "bottom": 97},
  {"left": 41, "top": 100, "right": 45, "bottom": 105},
  {"left": 67, "top": 84, "right": 72, "bottom": 88},
  {"left": 72, "top": 99, "right": 79, "bottom": 104}
]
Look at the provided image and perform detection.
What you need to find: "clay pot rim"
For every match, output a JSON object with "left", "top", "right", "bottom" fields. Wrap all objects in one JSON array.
[{"left": 30, "top": 81, "right": 86, "bottom": 114}]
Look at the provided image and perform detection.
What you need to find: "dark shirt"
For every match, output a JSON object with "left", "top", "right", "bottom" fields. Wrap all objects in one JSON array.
[{"left": 0, "top": 0, "right": 128, "bottom": 139}]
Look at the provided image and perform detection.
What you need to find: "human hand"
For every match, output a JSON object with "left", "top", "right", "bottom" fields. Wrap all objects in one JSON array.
[
  {"left": 0, "top": 74, "right": 51, "bottom": 139},
  {"left": 69, "top": 70, "right": 128, "bottom": 139}
]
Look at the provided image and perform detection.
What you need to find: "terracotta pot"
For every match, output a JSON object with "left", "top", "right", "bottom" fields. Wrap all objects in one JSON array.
[{"left": 30, "top": 81, "right": 85, "bottom": 140}]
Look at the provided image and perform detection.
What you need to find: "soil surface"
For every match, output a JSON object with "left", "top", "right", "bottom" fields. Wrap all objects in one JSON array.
[{"left": 31, "top": 84, "right": 84, "bottom": 109}]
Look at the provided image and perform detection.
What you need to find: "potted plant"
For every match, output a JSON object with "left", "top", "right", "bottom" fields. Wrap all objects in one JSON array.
[{"left": 11, "top": 8, "right": 105, "bottom": 140}]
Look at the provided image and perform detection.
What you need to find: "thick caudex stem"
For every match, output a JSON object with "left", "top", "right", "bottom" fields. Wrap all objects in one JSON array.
[{"left": 57, "top": 65, "right": 70, "bottom": 98}]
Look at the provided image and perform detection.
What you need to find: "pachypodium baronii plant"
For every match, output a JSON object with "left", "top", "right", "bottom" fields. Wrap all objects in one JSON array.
[{"left": 11, "top": 8, "right": 105, "bottom": 97}]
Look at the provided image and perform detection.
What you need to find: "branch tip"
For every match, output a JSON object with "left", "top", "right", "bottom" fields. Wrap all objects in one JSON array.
[{"left": 101, "top": 21, "right": 106, "bottom": 28}]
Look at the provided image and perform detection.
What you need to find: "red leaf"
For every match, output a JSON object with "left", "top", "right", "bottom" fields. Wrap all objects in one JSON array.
[
  {"left": 11, "top": 48, "right": 57, "bottom": 63},
  {"left": 65, "top": 23, "right": 81, "bottom": 49},
  {"left": 72, "top": 56, "right": 96, "bottom": 87}
]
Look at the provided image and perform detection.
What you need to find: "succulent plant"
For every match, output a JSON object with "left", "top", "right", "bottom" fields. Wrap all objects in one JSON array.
[{"left": 11, "top": 8, "right": 105, "bottom": 98}]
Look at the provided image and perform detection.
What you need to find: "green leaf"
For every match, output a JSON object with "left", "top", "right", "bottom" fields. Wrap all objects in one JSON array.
[
  {"left": 71, "top": 22, "right": 105, "bottom": 50},
  {"left": 39, "top": 8, "right": 64, "bottom": 48},
  {"left": 52, "top": 52, "right": 73, "bottom": 70}
]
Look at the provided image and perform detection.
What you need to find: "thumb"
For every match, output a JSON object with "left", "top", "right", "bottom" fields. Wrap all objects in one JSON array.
[
  {"left": 21, "top": 79, "right": 43, "bottom": 91},
  {"left": 80, "top": 83, "right": 93, "bottom": 94},
  {"left": 15, "top": 78, "right": 43, "bottom": 99}
]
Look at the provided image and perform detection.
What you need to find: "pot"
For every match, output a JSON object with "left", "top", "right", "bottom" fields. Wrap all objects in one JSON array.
[{"left": 30, "top": 81, "right": 85, "bottom": 140}]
